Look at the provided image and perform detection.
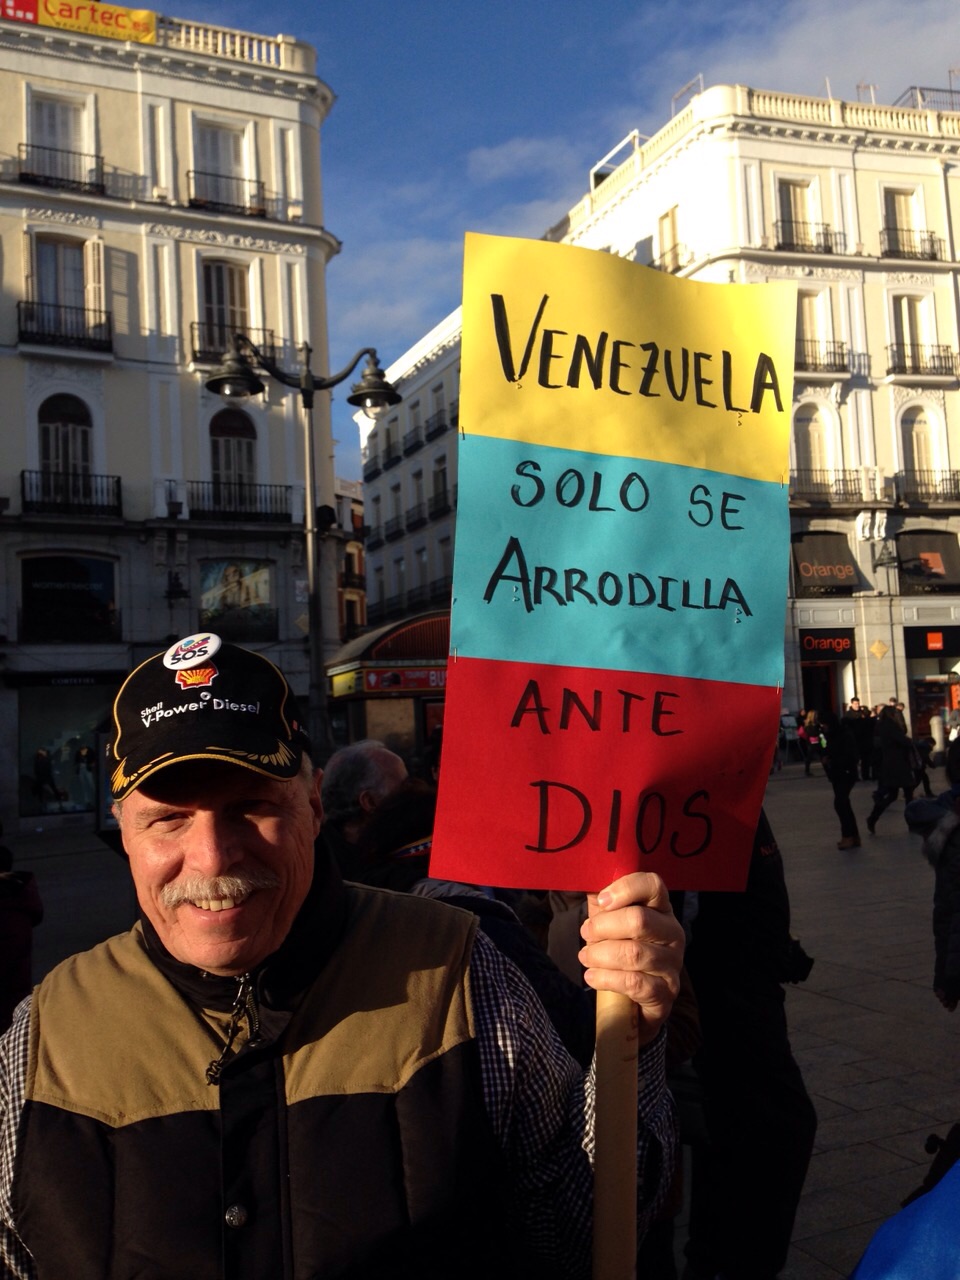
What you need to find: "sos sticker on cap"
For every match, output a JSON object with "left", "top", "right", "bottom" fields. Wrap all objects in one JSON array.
[{"left": 163, "top": 633, "right": 223, "bottom": 670}]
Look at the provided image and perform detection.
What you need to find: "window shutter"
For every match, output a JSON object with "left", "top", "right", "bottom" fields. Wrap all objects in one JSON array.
[
  {"left": 83, "top": 238, "right": 104, "bottom": 318},
  {"left": 23, "top": 229, "right": 36, "bottom": 301}
]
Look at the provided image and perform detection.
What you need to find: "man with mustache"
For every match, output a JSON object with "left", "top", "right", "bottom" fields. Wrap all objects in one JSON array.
[{"left": 0, "top": 633, "right": 683, "bottom": 1279}]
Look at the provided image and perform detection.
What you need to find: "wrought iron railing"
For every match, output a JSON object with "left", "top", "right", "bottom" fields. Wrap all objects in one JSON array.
[
  {"left": 362, "top": 452, "right": 381, "bottom": 481},
  {"left": 428, "top": 490, "right": 452, "bottom": 519},
  {"left": 425, "top": 410, "right": 449, "bottom": 441},
  {"left": 886, "top": 344, "right": 957, "bottom": 376},
  {"left": 190, "top": 322, "right": 276, "bottom": 365},
  {"left": 21, "top": 469, "right": 122, "bottom": 517},
  {"left": 384, "top": 515, "right": 404, "bottom": 541},
  {"left": 880, "top": 226, "right": 945, "bottom": 260},
  {"left": 794, "top": 338, "right": 849, "bottom": 373},
  {"left": 184, "top": 480, "right": 292, "bottom": 522},
  {"left": 18, "top": 301, "right": 112, "bottom": 352},
  {"left": 774, "top": 220, "right": 847, "bottom": 253},
  {"left": 895, "top": 470, "right": 960, "bottom": 502},
  {"left": 789, "top": 469, "right": 864, "bottom": 502},
  {"left": 405, "top": 502, "right": 427, "bottom": 530},
  {"left": 403, "top": 425, "right": 424, "bottom": 454},
  {"left": 187, "top": 169, "right": 267, "bottom": 216},
  {"left": 18, "top": 143, "right": 105, "bottom": 194}
]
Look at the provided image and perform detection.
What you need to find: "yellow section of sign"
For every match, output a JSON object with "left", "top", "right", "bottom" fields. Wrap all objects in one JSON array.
[
  {"left": 38, "top": 0, "right": 156, "bottom": 43},
  {"left": 461, "top": 232, "right": 796, "bottom": 485}
]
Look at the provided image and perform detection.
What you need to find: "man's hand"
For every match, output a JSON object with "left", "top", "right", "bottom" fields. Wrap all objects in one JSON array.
[{"left": 579, "top": 872, "right": 684, "bottom": 1046}]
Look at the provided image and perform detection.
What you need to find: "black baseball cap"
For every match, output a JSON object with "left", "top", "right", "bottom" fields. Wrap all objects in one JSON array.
[{"left": 110, "top": 633, "right": 311, "bottom": 800}]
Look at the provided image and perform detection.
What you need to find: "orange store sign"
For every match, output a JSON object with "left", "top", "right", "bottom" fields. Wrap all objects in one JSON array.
[{"left": 2, "top": 0, "right": 156, "bottom": 43}]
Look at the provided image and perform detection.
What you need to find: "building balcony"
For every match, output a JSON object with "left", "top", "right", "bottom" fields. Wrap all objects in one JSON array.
[
  {"left": 187, "top": 170, "right": 267, "bottom": 217},
  {"left": 18, "top": 301, "right": 112, "bottom": 353},
  {"left": 774, "top": 220, "right": 846, "bottom": 254},
  {"left": 794, "top": 338, "right": 849, "bottom": 375},
  {"left": 366, "top": 525, "right": 384, "bottom": 550},
  {"left": 384, "top": 515, "right": 405, "bottom": 541},
  {"left": 341, "top": 570, "right": 365, "bottom": 590},
  {"left": 789, "top": 469, "right": 871, "bottom": 504},
  {"left": 425, "top": 410, "right": 449, "bottom": 441},
  {"left": 183, "top": 480, "right": 292, "bottom": 522},
  {"left": 406, "top": 584, "right": 430, "bottom": 610},
  {"left": 886, "top": 344, "right": 957, "bottom": 377},
  {"left": 381, "top": 593, "right": 407, "bottom": 621},
  {"left": 403, "top": 425, "right": 424, "bottom": 455},
  {"left": 450, "top": 399, "right": 460, "bottom": 428},
  {"left": 190, "top": 322, "right": 276, "bottom": 365},
  {"left": 880, "top": 227, "right": 945, "bottom": 260},
  {"left": 651, "top": 243, "right": 692, "bottom": 273},
  {"left": 429, "top": 574, "right": 453, "bottom": 603},
  {"left": 382, "top": 444, "right": 402, "bottom": 470},
  {"left": 405, "top": 502, "right": 427, "bottom": 530},
  {"left": 362, "top": 453, "right": 381, "bottom": 481},
  {"left": 21, "top": 469, "right": 122, "bottom": 517},
  {"left": 18, "top": 143, "right": 105, "bottom": 195},
  {"left": 428, "top": 490, "right": 452, "bottom": 519},
  {"left": 895, "top": 470, "right": 960, "bottom": 503}
]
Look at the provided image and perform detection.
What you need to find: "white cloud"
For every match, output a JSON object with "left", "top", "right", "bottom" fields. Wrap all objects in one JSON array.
[{"left": 466, "top": 135, "right": 581, "bottom": 185}]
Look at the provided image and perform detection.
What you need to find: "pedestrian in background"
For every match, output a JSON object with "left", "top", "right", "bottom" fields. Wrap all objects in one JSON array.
[
  {"left": 820, "top": 711, "right": 861, "bottom": 849},
  {"left": 866, "top": 705, "right": 916, "bottom": 834}
]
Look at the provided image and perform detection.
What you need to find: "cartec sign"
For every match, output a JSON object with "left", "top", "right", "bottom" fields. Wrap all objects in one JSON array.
[
  {"left": 799, "top": 628, "right": 856, "bottom": 657},
  {"left": 2, "top": 0, "right": 156, "bottom": 43}
]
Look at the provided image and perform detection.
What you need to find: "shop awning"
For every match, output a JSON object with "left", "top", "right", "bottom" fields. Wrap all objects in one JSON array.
[
  {"left": 897, "top": 531, "right": 960, "bottom": 594},
  {"left": 791, "top": 533, "right": 861, "bottom": 596}
]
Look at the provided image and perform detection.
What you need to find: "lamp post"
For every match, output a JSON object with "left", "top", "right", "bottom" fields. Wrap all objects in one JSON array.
[{"left": 205, "top": 334, "right": 400, "bottom": 760}]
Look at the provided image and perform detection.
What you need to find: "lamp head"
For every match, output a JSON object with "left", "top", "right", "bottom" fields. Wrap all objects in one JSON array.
[
  {"left": 204, "top": 346, "right": 266, "bottom": 402},
  {"left": 345, "top": 353, "right": 402, "bottom": 421}
]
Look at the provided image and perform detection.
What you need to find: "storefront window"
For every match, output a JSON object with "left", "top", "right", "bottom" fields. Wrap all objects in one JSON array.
[
  {"left": 18, "top": 681, "right": 114, "bottom": 816},
  {"left": 897, "top": 531, "right": 960, "bottom": 595},
  {"left": 21, "top": 555, "right": 118, "bottom": 642}
]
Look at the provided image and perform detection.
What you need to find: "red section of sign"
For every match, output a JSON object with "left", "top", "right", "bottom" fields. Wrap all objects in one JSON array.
[
  {"left": 2, "top": 0, "right": 38, "bottom": 20},
  {"left": 430, "top": 656, "right": 781, "bottom": 892},
  {"left": 928, "top": 632, "right": 944, "bottom": 652}
]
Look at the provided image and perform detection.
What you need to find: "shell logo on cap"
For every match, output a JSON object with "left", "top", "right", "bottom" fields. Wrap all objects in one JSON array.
[{"left": 163, "top": 633, "right": 222, "bottom": 670}]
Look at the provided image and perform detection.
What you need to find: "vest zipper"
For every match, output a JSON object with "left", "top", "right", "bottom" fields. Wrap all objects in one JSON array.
[{"left": 205, "top": 972, "right": 263, "bottom": 1085}]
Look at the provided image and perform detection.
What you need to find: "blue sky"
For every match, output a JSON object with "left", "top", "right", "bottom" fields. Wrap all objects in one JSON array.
[{"left": 199, "top": 0, "right": 958, "bottom": 477}]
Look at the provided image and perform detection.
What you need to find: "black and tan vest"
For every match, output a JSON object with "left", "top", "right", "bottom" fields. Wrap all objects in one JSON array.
[{"left": 12, "top": 883, "right": 517, "bottom": 1279}]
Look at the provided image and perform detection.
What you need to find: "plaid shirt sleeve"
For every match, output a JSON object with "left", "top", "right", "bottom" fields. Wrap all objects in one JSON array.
[
  {"left": 0, "top": 998, "right": 34, "bottom": 1280},
  {"left": 468, "top": 930, "right": 676, "bottom": 1278}
]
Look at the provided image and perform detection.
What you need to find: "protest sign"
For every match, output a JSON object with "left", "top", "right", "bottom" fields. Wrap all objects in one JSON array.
[{"left": 431, "top": 232, "right": 794, "bottom": 892}]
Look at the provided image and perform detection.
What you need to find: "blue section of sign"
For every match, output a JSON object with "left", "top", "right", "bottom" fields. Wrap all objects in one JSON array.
[{"left": 450, "top": 433, "right": 788, "bottom": 688}]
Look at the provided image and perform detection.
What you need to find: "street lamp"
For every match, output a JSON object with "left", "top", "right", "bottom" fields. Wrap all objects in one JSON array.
[{"left": 205, "top": 334, "right": 401, "bottom": 760}]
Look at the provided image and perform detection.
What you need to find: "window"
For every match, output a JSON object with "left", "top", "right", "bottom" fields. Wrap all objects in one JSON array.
[
  {"left": 416, "top": 545, "right": 428, "bottom": 586},
  {"left": 39, "top": 394, "right": 91, "bottom": 478},
  {"left": 794, "top": 403, "right": 831, "bottom": 474},
  {"left": 412, "top": 470, "right": 424, "bottom": 505},
  {"left": 192, "top": 122, "right": 254, "bottom": 212},
  {"left": 431, "top": 386, "right": 444, "bottom": 417},
  {"left": 25, "top": 94, "right": 100, "bottom": 191},
  {"left": 210, "top": 409, "right": 256, "bottom": 511},
  {"left": 882, "top": 188, "right": 917, "bottom": 257},
  {"left": 777, "top": 180, "right": 811, "bottom": 246},
  {"left": 433, "top": 456, "right": 448, "bottom": 496},
  {"left": 23, "top": 235, "right": 106, "bottom": 348},
  {"left": 902, "top": 406, "right": 936, "bottom": 474},
  {"left": 21, "top": 554, "right": 118, "bottom": 642},
  {"left": 201, "top": 260, "right": 249, "bottom": 356},
  {"left": 393, "top": 556, "right": 406, "bottom": 597}
]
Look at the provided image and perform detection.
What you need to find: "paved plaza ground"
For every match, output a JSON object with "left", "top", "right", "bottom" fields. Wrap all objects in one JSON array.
[{"left": 7, "top": 759, "right": 958, "bottom": 1278}]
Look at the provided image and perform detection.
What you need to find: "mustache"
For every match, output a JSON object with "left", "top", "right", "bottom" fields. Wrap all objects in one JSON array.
[{"left": 160, "top": 867, "right": 281, "bottom": 908}]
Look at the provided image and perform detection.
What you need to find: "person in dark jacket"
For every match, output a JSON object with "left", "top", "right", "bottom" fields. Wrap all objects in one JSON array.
[
  {"left": 820, "top": 711, "right": 862, "bottom": 848},
  {"left": 865, "top": 704, "right": 916, "bottom": 834},
  {"left": 681, "top": 810, "right": 817, "bottom": 1280},
  {"left": 905, "top": 741, "right": 960, "bottom": 1011},
  {"left": 0, "top": 840, "right": 43, "bottom": 1033}
]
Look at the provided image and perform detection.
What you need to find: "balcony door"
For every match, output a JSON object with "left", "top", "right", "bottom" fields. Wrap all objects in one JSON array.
[
  {"left": 210, "top": 409, "right": 256, "bottom": 513},
  {"left": 35, "top": 237, "right": 84, "bottom": 334},
  {"left": 195, "top": 123, "right": 245, "bottom": 207},
  {"left": 778, "top": 180, "right": 811, "bottom": 245},
  {"left": 31, "top": 96, "right": 84, "bottom": 183},
  {"left": 38, "top": 394, "right": 92, "bottom": 504},
  {"left": 794, "top": 403, "right": 832, "bottom": 492},
  {"left": 884, "top": 188, "right": 915, "bottom": 251},
  {"left": 202, "top": 260, "right": 249, "bottom": 358}
]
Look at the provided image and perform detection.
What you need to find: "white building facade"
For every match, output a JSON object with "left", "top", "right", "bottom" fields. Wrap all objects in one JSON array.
[
  {"left": 0, "top": 8, "right": 348, "bottom": 826},
  {"left": 359, "top": 82, "right": 960, "bottom": 736}
]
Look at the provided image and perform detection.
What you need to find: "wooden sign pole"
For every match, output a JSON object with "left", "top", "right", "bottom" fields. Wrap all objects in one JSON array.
[{"left": 592, "top": 989, "right": 639, "bottom": 1280}]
